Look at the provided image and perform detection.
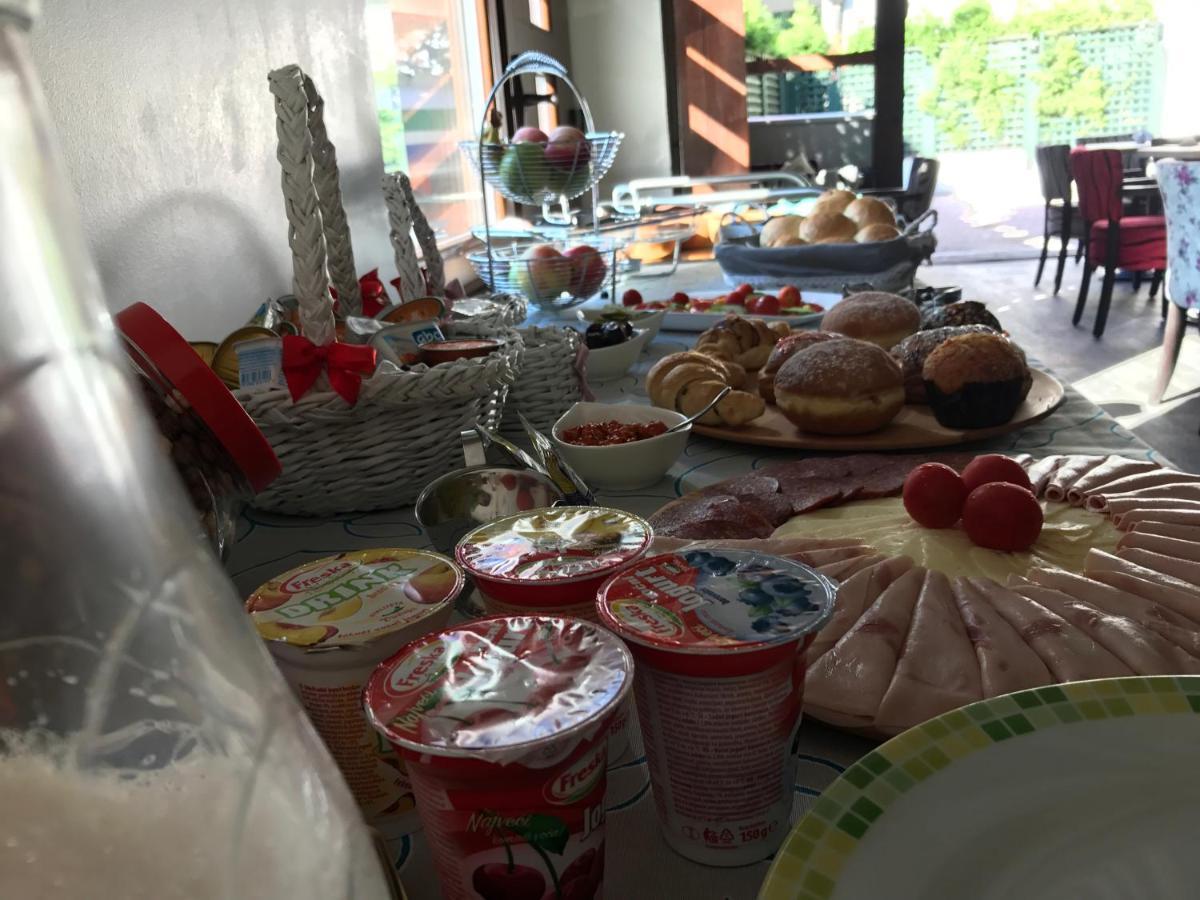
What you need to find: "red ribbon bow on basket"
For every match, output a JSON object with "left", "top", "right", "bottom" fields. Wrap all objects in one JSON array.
[{"left": 282, "top": 335, "right": 377, "bottom": 405}]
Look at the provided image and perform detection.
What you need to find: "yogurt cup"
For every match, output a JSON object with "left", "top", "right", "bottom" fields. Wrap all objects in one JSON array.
[
  {"left": 454, "top": 506, "right": 652, "bottom": 622},
  {"left": 596, "top": 548, "right": 835, "bottom": 867},
  {"left": 247, "top": 548, "right": 462, "bottom": 838},
  {"left": 364, "top": 615, "right": 633, "bottom": 900}
]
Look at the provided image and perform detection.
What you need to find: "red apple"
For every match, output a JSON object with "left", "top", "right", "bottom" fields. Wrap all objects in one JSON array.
[
  {"left": 512, "top": 126, "right": 549, "bottom": 144},
  {"left": 545, "top": 125, "right": 591, "bottom": 176},
  {"left": 514, "top": 243, "right": 569, "bottom": 301},
  {"left": 564, "top": 244, "right": 607, "bottom": 296},
  {"left": 549, "top": 125, "right": 586, "bottom": 144}
]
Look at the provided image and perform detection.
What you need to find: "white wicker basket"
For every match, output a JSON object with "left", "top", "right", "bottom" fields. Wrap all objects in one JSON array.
[
  {"left": 248, "top": 65, "right": 517, "bottom": 515},
  {"left": 449, "top": 293, "right": 528, "bottom": 336},
  {"left": 501, "top": 325, "right": 585, "bottom": 433}
]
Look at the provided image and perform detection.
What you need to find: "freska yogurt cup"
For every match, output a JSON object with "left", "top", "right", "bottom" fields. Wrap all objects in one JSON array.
[
  {"left": 364, "top": 615, "right": 633, "bottom": 900},
  {"left": 596, "top": 548, "right": 835, "bottom": 867},
  {"left": 455, "top": 506, "right": 652, "bottom": 622},
  {"left": 247, "top": 548, "right": 462, "bottom": 838}
]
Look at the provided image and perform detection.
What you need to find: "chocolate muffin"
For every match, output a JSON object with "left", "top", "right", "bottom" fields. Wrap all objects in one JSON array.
[
  {"left": 890, "top": 324, "right": 998, "bottom": 403},
  {"left": 922, "top": 332, "right": 1031, "bottom": 429},
  {"left": 920, "top": 301, "right": 1002, "bottom": 332}
]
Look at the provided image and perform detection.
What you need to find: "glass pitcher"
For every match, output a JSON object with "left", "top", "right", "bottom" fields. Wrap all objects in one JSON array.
[{"left": 0, "top": 4, "right": 393, "bottom": 897}]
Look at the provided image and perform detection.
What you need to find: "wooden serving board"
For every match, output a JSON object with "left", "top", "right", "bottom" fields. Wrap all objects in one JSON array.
[{"left": 692, "top": 368, "right": 1065, "bottom": 451}]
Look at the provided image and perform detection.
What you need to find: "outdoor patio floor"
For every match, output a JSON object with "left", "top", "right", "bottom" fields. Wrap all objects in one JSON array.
[{"left": 929, "top": 257, "right": 1200, "bottom": 471}]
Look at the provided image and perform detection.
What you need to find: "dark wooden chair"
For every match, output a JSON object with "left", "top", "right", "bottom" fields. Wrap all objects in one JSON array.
[
  {"left": 1033, "top": 144, "right": 1085, "bottom": 294},
  {"left": 1070, "top": 147, "right": 1166, "bottom": 338},
  {"left": 862, "top": 157, "right": 939, "bottom": 223}
]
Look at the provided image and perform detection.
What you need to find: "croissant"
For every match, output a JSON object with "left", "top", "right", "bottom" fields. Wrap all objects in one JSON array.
[
  {"left": 695, "top": 315, "right": 783, "bottom": 370},
  {"left": 646, "top": 352, "right": 765, "bottom": 427}
]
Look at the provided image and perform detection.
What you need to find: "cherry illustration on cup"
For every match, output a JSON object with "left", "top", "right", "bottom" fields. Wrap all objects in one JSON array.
[{"left": 473, "top": 861, "right": 545, "bottom": 900}]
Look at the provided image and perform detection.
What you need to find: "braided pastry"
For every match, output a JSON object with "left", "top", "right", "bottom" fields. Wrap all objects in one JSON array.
[
  {"left": 695, "top": 315, "right": 783, "bottom": 370},
  {"left": 646, "top": 352, "right": 765, "bottom": 427}
]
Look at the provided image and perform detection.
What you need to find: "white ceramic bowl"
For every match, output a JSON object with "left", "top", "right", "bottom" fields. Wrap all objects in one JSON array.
[
  {"left": 576, "top": 306, "right": 667, "bottom": 343},
  {"left": 584, "top": 328, "right": 649, "bottom": 383},
  {"left": 551, "top": 402, "right": 690, "bottom": 491}
]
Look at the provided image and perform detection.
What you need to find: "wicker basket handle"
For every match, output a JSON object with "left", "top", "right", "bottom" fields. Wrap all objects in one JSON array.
[
  {"left": 268, "top": 64, "right": 335, "bottom": 345},
  {"left": 301, "top": 72, "right": 363, "bottom": 316},
  {"left": 394, "top": 171, "right": 445, "bottom": 295},
  {"left": 382, "top": 173, "right": 426, "bottom": 301}
]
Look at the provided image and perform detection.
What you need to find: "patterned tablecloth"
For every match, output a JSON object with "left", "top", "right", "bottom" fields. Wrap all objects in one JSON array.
[{"left": 226, "top": 329, "right": 1166, "bottom": 900}]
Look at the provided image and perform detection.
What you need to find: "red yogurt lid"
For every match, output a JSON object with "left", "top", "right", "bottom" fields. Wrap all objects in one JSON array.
[
  {"left": 455, "top": 507, "right": 652, "bottom": 585},
  {"left": 596, "top": 549, "right": 835, "bottom": 655},
  {"left": 363, "top": 615, "right": 633, "bottom": 762},
  {"left": 115, "top": 302, "right": 281, "bottom": 492}
]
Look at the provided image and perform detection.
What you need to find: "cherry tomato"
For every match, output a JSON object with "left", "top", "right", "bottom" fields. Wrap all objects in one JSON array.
[
  {"left": 690, "top": 299, "right": 715, "bottom": 312},
  {"left": 779, "top": 285, "right": 802, "bottom": 307},
  {"left": 804, "top": 302, "right": 825, "bottom": 313},
  {"left": 734, "top": 283, "right": 754, "bottom": 297},
  {"left": 962, "top": 482, "right": 1043, "bottom": 551},
  {"left": 723, "top": 292, "right": 747, "bottom": 306},
  {"left": 621, "top": 288, "right": 643, "bottom": 307},
  {"left": 672, "top": 291, "right": 690, "bottom": 305},
  {"left": 961, "top": 455, "right": 1033, "bottom": 495},
  {"left": 642, "top": 301, "right": 666, "bottom": 310},
  {"left": 746, "top": 294, "right": 782, "bottom": 316},
  {"left": 902, "top": 462, "right": 967, "bottom": 528}
]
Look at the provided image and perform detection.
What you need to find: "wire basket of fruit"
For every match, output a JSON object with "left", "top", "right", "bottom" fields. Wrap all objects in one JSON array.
[
  {"left": 466, "top": 236, "right": 621, "bottom": 310},
  {"left": 460, "top": 125, "right": 623, "bottom": 207}
]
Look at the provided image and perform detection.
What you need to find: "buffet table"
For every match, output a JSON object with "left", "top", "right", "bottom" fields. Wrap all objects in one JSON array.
[{"left": 227, "top": 326, "right": 1167, "bottom": 900}]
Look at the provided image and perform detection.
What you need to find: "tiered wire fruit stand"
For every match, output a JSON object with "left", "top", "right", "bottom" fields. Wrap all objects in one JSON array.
[{"left": 461, "top": 52, "right": 625, "bottom": 313}]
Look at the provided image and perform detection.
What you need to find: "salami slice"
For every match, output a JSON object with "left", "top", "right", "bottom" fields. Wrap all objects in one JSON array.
[{"left": 648, "top": 494, "right": 774, "bottom": 539}]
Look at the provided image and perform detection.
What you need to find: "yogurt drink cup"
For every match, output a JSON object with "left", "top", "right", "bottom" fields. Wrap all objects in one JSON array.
[
  {"left": 363, "top": 615, "right": 633, "bottom": 900},
  {"left": 596, "top": 548, "right": 834, "bottom": 866},
  {"left": 454, "top": 506, "right": 652, "bottom": 622},
  {"left": 247, "top": 547, "right": 463, "bottom": 837}
]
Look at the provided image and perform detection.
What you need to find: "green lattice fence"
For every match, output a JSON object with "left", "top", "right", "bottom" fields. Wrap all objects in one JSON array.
[{"left": 746, "top": 23, "right": 1163, "bottom": 157}]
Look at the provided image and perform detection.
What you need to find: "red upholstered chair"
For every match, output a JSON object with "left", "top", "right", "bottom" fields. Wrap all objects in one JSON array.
[{"left": 1070, "top": 147, "right": 1166, "bottom": 337}]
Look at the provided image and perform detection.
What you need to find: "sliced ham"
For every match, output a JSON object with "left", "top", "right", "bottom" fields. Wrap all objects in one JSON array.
[
  {"left": 875, "top": 571, "right": 983, "bottom": 733},
  {"left": 1089, "top": 482, "right": 1200, "bottom": 513},
  {"left": 1027, "top": 567, "right": 1200, "bottom": 660},
  {"left": 1079, "top": 469, "right": 1199, "bottom": 509},
  {"left": 1011, "top": 583, "right": 1200, "bottom": 675},
  {"left": 1084, "top": 549, "right": 1200, "bottom": 619},
  {"left": 1119, "top": 547, "right": 1200, "bottom": 588},
  {"left": 950, "top": 578, "right": 1053, "bottom": 697},
  {"left": 1106, "top": 498, "right": 1200, "bottom": 517},
  {"left": 1130, "top": 521, "right": 1200, "bottom": 543},
  {"left": 1114, "top": 508, "right": 1200, "bottom": 531},
  {"left": 806, "top": 556, "right": 914, "bottom": 665},
  {"left": 795, "top": 546, "right": 874, "bottom": 567},
  {"left": 1025, "top": 454, "right": 1065, "bottom": 496},
  {"left": 1118, "top": 531, "right": 1200, "bottom": 565},
  {"left": 804, "top": 566, "right": 925, "bottom": 722},
  {"left": 816, "top": 553, "right": 887, "bottom": 583},
  {"left": 1044, "top": 455, "right": 1106, "bottom": 501},
  {"left": 968, "top": 577, "right": 1131, "bottom": 681},
  {"left": 1065, "top": 456, "right": 1161, "bottom": 505},
  {"left": 1087, "top": 569, "right": 1200, "bottom": 626}
]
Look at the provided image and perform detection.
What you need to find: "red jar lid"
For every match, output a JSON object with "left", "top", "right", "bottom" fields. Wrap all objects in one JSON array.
[{"left": 115, "top": 302, "right": 281, "bottom": 492}]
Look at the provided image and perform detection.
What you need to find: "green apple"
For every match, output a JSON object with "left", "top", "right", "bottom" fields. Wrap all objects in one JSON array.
[
  {"left": 513, "top": 244, "right": 570, "bottom": 301},
  {"left": 498, "top": 143, "right": 546, "bottom": 197}
]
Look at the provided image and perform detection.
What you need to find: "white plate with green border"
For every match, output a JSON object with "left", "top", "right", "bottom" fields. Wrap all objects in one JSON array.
[{"left": 761, "top": 676, "right": 1200, "bottom": 900}]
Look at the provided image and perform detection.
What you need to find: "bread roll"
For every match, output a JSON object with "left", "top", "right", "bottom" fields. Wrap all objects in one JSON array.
[
  {"left": 772, "top": 234, "right": 807, "bottom": 247},
  {"left": 844, "top": 197, "right": 896, "bottom": 228},
  {"left": 811, "top": 189, "right": 856, "bottom": 216},
  {"left": 855, "top": 223, "right": 902, "bottom": 243},
  {"left": 758, "top": 331, "right": 846, "bottom": 405},
  {"left": 760, "top": 215, "right": 803, "bottom": 247},
  {"left": 799, "top": 212, "right": 857, "bottom": 244},
  {"left": 820, "top": 291, "right": 920, "bottom": 349},
  {"left": 646, "top": 352, "right": 763, "bottom": 426},
  {"left": 695, "top": 315, "right": 782, "bottom": 370},
  {"left": 774, "top": 338, "right": 904, "bottom": 435}
]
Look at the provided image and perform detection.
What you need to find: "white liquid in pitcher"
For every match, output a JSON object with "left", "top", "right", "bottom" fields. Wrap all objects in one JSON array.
[{"left": 0, "top": 742, "right": 356, "bottom": 899}]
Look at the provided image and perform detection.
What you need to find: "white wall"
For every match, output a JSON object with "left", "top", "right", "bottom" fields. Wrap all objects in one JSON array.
[
  {"left": 566, "top": 0, "right": 673, "bottom": 192},
  {"left": 29, "top": 0, "right": 391, "bottom": 340}
]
